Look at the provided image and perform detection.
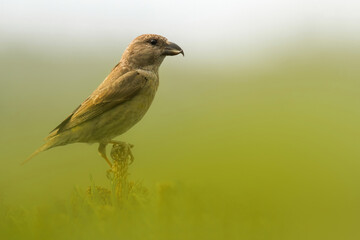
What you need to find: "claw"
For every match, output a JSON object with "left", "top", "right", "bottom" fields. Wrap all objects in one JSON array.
[
  {"left": 98, "top": 141, "right": 134, "bottom": 167},
  {"left": 109, "top": 140, "right": 134, "bottom": 164}
]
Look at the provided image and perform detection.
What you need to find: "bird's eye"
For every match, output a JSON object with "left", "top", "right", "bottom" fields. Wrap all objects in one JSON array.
[{"left": 149, "top": 39, "right": 157, "bottom": 45}]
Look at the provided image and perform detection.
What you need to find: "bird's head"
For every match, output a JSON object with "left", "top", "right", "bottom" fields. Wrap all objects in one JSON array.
[{"left": 121, "top": 34, "right": 184, "bottom": 71}]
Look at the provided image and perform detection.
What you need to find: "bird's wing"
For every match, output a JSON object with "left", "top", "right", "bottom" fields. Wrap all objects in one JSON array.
[{"left": 51, "top": 70, "right": 147, "bottom": 134}]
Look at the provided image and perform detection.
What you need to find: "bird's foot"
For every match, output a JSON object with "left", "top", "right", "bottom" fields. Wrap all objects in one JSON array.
[{"left": 109, "top": 141, "right": 134, "bottom": 165}]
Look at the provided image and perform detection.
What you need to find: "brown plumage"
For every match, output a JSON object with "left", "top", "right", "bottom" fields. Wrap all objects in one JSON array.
[{"left": 25, "top": 34, "right": 184, "bottom": 166}]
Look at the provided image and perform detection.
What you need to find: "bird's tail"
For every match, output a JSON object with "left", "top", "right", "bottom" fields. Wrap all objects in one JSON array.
[{"left": 21, "top": 140, "right": 57, "bottom": 165}]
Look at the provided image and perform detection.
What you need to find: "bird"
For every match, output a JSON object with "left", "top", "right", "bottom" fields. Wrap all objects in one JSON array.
[{"left": 24, "top": 34, "right": 184, "bottom": 167}]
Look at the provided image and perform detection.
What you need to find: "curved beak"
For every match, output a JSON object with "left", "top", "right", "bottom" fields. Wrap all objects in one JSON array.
[{"left": 163, "top": 41, "right": 184, "bottom": 56}]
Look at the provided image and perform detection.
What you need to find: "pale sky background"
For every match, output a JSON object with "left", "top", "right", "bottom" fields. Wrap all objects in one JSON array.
[{"left": 1, "top": 0, "right": 360, "bottom": 55}]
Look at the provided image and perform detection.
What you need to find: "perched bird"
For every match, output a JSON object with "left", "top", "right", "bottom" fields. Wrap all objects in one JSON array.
[{"left": 25, "top": 34, "right": 184, "bottom": 166}]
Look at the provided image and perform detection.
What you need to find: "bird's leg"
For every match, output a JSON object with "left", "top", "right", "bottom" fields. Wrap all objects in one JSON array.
[
  {"left": 108, "top": 140, "right": 134, "bottom": 164},
  {"left": 98, "top": 143, "right": 112, "bottom": 167}
]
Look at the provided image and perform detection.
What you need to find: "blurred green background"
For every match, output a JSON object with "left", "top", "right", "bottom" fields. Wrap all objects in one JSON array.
[{"left": 1, "top": 1, "right": 360, "bottom": 239}]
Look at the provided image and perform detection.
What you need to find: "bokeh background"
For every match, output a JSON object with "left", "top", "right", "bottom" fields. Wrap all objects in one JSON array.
[{"left": 1, "top": 1, "right": 360, "bottom": 239}]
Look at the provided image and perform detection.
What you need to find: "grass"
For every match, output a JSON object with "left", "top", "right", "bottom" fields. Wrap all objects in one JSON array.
[{"left": 0, "top": 143, "right": 224, "bottom": 240}]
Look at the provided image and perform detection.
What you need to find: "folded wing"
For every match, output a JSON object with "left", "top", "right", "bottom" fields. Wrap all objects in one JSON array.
[{"left": 50, "top": 70, "right": 146, "bottom": 134}]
